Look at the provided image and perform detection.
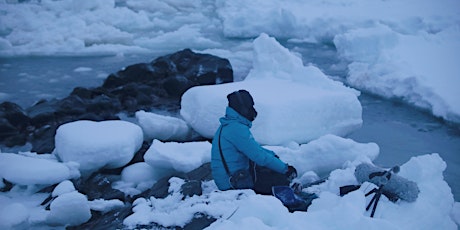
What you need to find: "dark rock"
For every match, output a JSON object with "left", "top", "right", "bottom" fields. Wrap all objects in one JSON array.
[
  {"left": 133, "top": 175, "right": 178, "bottom": 201},
  {"left": 67, "top": 203, "right": 133, "bottom": 230},
  {"left": 70, "top": 87, "right": 94, "bottom": 100},
  {"left": 129, "top": 141, "right": 151, "bottom": 165},
  {"left": 182, "top": 214, "right": 217, "bottom": 230},
  {"left": 0, "top": 118, "right": 19, "bottom": 139},
  {"left": 2, "top": 134, "right": 28, "bottom": 147},
  {"left": 86, "top": 94, "right": 122, "bottom": 116},
  {"left": 163, "top": 75, "right": 196, "bottom": 98},
  {"left": 0, "top": 102, "right": 30, "bottom": 146},
  {"left": 102, "top": 63, "right": 160, "bottom": 89},
  {"left": 0, "top": 179, "right": 13, "bottom": 192},
  {"left": 181, "top": 180, "right": 202, "bottom": 198},
  {"left": 30, "top": 125, "right": 57, "bottom": 154},
  {"left": 0, "top": 101, "right": 30, "bottom": 129},
  {"left": 74, "top": 174, "right": 125, "bottom": 202},
  {"left": 27, "top": 99, "right": 58, "bottom": 127},
  {"left": 1, "top": 48, "right": 233, "bottom": 154},
  {"left": 55, "top": 95, "right": 87, "bottom": 117},
  {"left": 185, "top": 162, "right": 212, "bottom": 182}
]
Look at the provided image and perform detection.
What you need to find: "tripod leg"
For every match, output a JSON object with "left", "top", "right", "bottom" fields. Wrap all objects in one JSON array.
[
  {"left": 366, "top": 192, "right": 377, "bottom": 211},
  {"left": 370, "top": 192, "right": 382, "bottom": 218},
  {"left": 365, "top": 188, "right": 377, "bottom": 197}
]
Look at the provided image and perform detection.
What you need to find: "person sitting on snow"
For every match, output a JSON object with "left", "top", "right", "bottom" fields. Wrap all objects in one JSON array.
[{"left": 211, "top": 89, "right": 297, "bottom": 195}]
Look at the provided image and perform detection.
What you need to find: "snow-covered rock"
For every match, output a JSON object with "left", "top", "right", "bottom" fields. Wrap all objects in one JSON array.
[
  {"left": 46, "top": 191, "right": 91, "bottom": 227},
  {"left": 144, "top": 140, "right": 211, "bottom": 173},
  {"left": 54, "top": 120, "right": 143, "bottom": 174},
  {"left": 135, "top": 110, "right": 192, "bottom": 141},
  {"left": 0, "top": 153, "right": 80, "bottom": 186}
]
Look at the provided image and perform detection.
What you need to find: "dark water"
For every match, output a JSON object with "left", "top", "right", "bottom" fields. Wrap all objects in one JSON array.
[
  {"left": 1, "top": 44, "right": 459, "bottom": 202},
  {"left": 287, "top": 40, "right": 460, "bottom": 201},
  {"left": 349, "top": 93, "right": 460, "bottom": 201},
  {"left": 0, "top": 54, "right": 164, "bottom": 108}
]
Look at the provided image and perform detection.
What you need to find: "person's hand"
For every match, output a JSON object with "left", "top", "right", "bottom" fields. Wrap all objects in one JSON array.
[{"left": 286, "top": 165, "right": 297, "bottom": 181}]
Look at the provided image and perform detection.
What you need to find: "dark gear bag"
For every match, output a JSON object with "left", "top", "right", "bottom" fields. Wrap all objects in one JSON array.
[
  {"left": 252, "top": 162, "right": 290, "bottom": 195},
  {"left": 229, "top": 169, "right": 253, "bottom": 189}
]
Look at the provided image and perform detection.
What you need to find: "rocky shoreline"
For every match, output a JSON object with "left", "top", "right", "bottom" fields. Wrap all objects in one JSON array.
[{"left": 0, "top": 49, "right": 233, "bottom": 229}]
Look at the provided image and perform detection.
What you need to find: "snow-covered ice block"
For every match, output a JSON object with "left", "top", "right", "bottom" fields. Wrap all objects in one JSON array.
[
  {"left": 144, "top": 140, "right": 211, "bottom": 173},
  {"left": 55, "top": 120, "right": 143, "bottom": 174},
  {"left": 135, "top": 110, "right": 192, "bottom": 141},
  {"left": 46, "top": 191, "right": 91, "bottom": 227},
  {"left": 0, "top": 153, "right": 79, "bottom": 186},
  {"left": 267, "top": 134, "right": 379, "bottom": 176},
  {"left": 181, "top": 33, "right": 362, "bottom": 145},
  {"left": 181, "top": 79, "right": 362, "bottom": 145}
]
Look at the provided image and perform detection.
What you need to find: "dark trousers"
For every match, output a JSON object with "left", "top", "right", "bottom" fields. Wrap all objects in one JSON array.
[{"left": 251, "top": 164, "right": 290, "bottom": 195}]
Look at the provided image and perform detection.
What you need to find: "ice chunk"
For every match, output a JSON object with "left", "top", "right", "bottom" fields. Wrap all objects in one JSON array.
[{"left": 55, "top": 120, "right": 143, "bottom": 174}]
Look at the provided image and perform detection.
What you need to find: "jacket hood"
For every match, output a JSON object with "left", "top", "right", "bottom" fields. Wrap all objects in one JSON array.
[{"left": 219, "top": 107, "right": 252, "bottom": 128}]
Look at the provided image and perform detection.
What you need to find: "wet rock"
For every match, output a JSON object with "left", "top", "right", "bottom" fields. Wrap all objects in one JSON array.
[
  {"left": 2, "top": 48, "right": 233, "bottom": 154},
  {"left": 74, "top": 174, "right": 125, "bottom": 202},
  {"left": 30, "top": 124, "right": 57, "bottom": 154},
  {"left": 0, "top": 179, "right": 13, "bottom": 192},
  {"left": 185, "top": 162, "right": 212, "bottom": 182},
  {"left": 27, "top": 99, "right": 58, "bottom": 128},
  {"left": 181, "top": 180, "right": 202, "bottom": 198},
  {"left": 67, "top": 203, "right": 133, "bottom": 230},
  {"left": 0, "top": 102, "right": 30, "bottom": 147},
  {"left": 182, "top": 214, "right": 217, "bottom": 230},
  {"left": 0, "top": 101, "right": 30, "bottom": 129}
]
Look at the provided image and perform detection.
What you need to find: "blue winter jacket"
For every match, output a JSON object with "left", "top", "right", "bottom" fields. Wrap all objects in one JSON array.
[{"left": 211, "top": 107, "right": 288, "bottom": 190}]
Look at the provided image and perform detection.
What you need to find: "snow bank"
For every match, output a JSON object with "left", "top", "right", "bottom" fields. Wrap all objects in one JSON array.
[
  {"left": 0, "top": 153, "right": 79, "bottom": 186},
  {"left": 124, "top": 154, "right": 456, "bottom": 230},
  {"left": 55, "top": 120, "right": 143, "bottom": 174},
  {"left": 335, "top": 24, "right": 460, "bottom": 123},
  {"left": 2, "top": 0, "right": 459, "bottom": 122},
  {"left": 144, "top": 140, "right": 211, "bottom": 174},
  {"left": 181, "top": 34, "right": 362, "bottom": 145},
  {"left": 135, "top": 110, "right": 192, "bottom": 141},
  {"left": 0, "top": 0, "right": 220, "bottom": 56}
]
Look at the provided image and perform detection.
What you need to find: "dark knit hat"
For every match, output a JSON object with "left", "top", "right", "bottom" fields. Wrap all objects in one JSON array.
[{"left": 227, "top": 89, "right": 258, "bottom": 121}]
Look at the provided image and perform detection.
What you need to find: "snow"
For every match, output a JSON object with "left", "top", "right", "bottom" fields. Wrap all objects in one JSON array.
[
  {"left": 181, "top": 34, "right": 362, "bottom": 145},
  {"left": 2, "top": 0, "right": 458, "bottom": 122},
  {"left": 88, "top": 199, "right": 124, "bottom": 214},
  {"left": 54, "top": 120, "right": 143, "bottom": 174},
  {"left": 0, "top": 0, "right": 459, "bottom": 229},
  {"left": 46, "top": 191, "right": 91, "bottom": 227},
  {"left": 1, "top": 133, "right": 459, "bottom": 228},
  {"left": 0, "top": 152, "right": 80, "bottom": 186},
  {"left": 52, "top": 180, "right": 75, "bottom": 197},
  {"left": 268, "top": 134, "right": 379, "bottom": 177},
  {"left": 135, "top": 110, "right": 192, "bottom": 141},
  {"left": 182, "top": 79, "right": 363, "bottom": 145},
  {"left": 124, "top": 154, "right": 457, "bottom": 230},
  {"left": 144, "top": 139, "right": 212, "bottom": 174},
  {"left": 113, "top": 162, "right": 165, "bottom": 196},
  {"left": 335, "top": 24, "right": 460, "bottom": 123},
  {"left": 0, "top": 203, "right": 29, "bottom": 229}
]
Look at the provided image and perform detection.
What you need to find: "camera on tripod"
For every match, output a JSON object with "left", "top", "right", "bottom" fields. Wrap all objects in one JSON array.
[{"left": 340, "top": 164, "right": 419, "bottom": 218}]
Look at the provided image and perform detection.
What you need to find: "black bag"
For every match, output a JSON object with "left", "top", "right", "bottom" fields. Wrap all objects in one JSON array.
[
  {"left": 230, "top": 169, "right": 253, "bottom": 189},
  {"left": 252, "top": 163, "right": 290, "bottom": 195}
]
